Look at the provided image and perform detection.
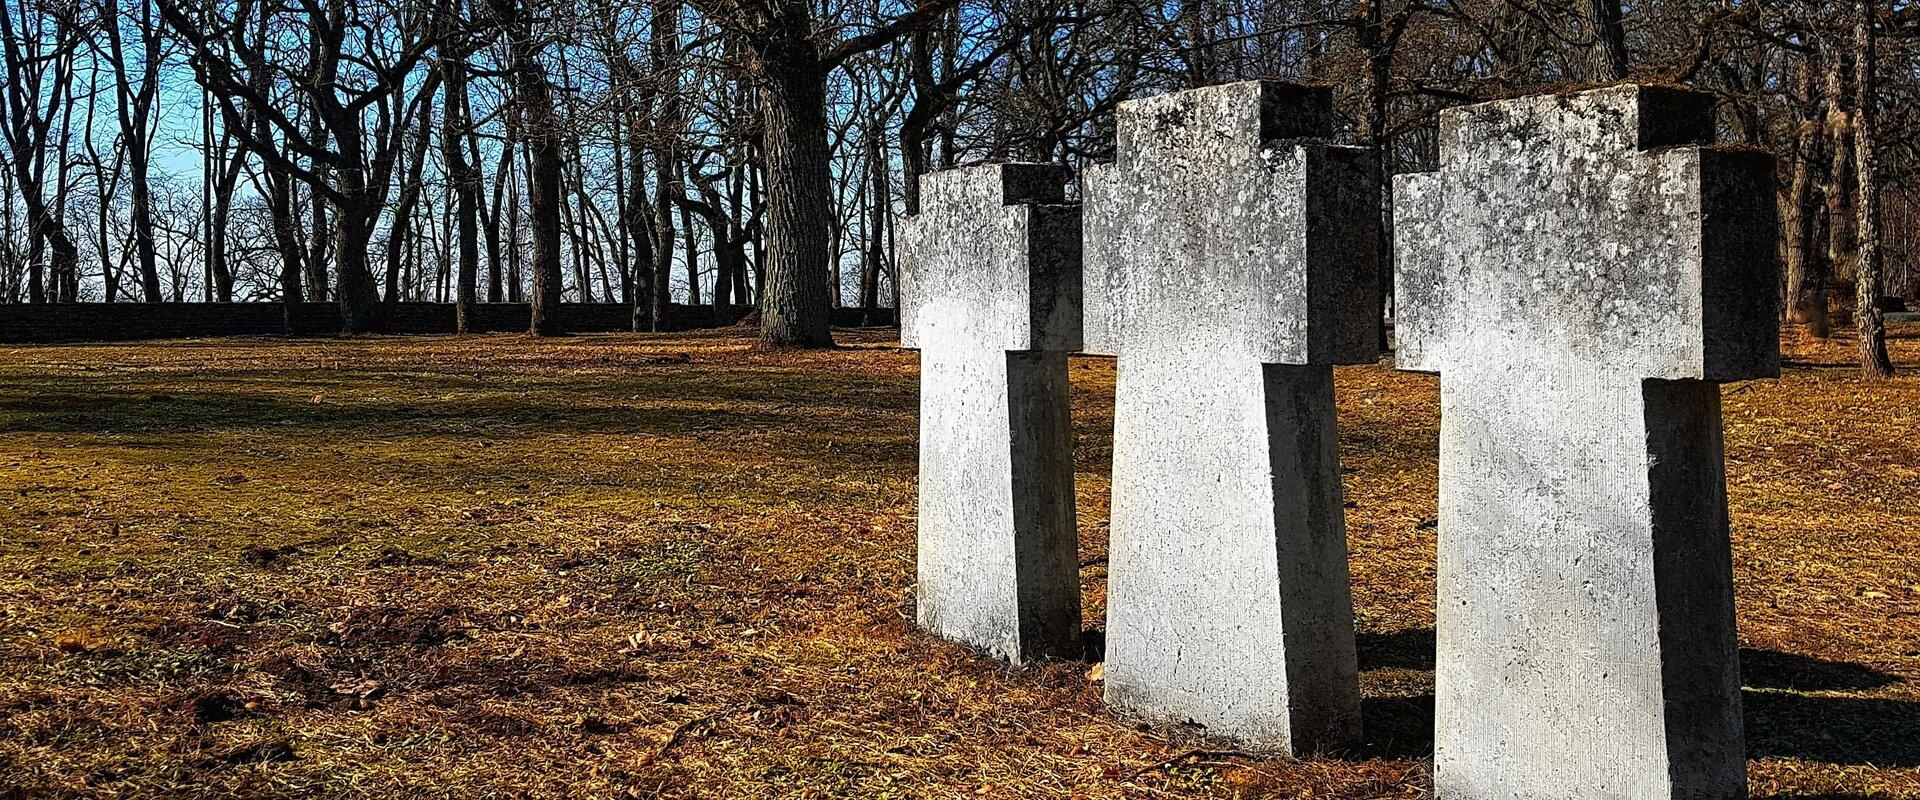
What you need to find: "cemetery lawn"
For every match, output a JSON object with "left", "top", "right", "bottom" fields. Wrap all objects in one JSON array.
[{"left": 1, "top": 325, "right": 1917, "bottom": 800}]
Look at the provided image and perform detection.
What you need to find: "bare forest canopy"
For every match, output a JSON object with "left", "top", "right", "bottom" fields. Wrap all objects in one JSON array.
[{"left": 0, "top": 0, "right": 1916, "bottom": 352}]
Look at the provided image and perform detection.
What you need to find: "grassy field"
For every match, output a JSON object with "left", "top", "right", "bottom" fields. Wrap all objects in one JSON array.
[{"left": 0, "top": 325, "right": 1916, "bottom": 799}]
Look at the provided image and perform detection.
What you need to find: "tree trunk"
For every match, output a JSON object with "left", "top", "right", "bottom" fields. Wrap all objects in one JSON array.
[
  {"left": 624, "top": 109, "right": 654, "bottom": 330},
  {"left": 29, "top": 212, "right": 79, "bottom": 306},
  {"left": 900, "top": 123, "right": 929, "bottom": 218},
  {"left": 715, "top": 239, "right": 734, "bottom": 323},
  {"left": 445, "top": 56, "right": 482, "bottom": 334},
  {"left": 860, "top": 118, "right": 884, "bottom": 325},
  {"left": 486, "top": 127, "right": 511, "bottom": 303},
  {"left": 250, "top": 8, "right": 300, "bottom": 325},
  {"left": 104, "top": 0, "right": 164, "bottom": 302},
  {"left": 498, "top": 0, "right": 565, "bottom": 336},
  {"left": 334, "top": 202, "right": 383, "bottom": 333},
  {"left": 1356, "top": 1, "right": 1395, "bottom": 351},
  {"left": 93, "top": 133, "right": 119, "bottom": 303},
  {"left": 613, "top": 114, "right": 631, "bottom": 306},
  {"left": 1588, "top": 0, "right": 1629, "bottom": 81},
  {"left": 507, "top": 154, "right": 523, "bottom": 303},
  {"left": 829, "top": 193, "right": 844, "bottom": 309},
  {"left": 26, "top": 229, "right": 43, "bottom": 304},
  {"left": 885, "top": 164, "right": 899, "bottom": 314},
  {"left": 1824, "top": 48, "right": 1855, "bottom": 341},
  {"left": 304, "top": 108, "right": 332, "bottom": 303},
  {"left": 757, "top": 64, "right": 836, "bottom": 348},
  {"left": 652, "top": 152, "right": 677, "bottom": 331},
  {"left": 0, "top": 4, "right": 70, "bottom": 304},
  {"left": 385, "top": 111, "right": 433, "bottom": 303},
  {"left": 726, "top": 160, "right": 751, "bottom": 311},
  {"left": 687, "top": 177, "right": 747, "bottom": 325},
  {"left": 577, "top": 139, "right": 606, "bottom": 304},
  {"left": 681, "top": 204, "right": 700, "bottom": 306},
  {"left": 1784, "top": 147, "right": 1828, "bottom": 328},
  {"left": 127, "top": 131, "right": 160, "bottom": 301},
  {"left": 201, "top": 89, "right": 214, "bottom": 302},
  {"left": 316, "top": 46, "right": 384, "bottom": 333},
  {"left": 525, "top": 113, "right": 564, "bottom": 337},
  {"left": 272, "top": 169, "right": 304, "bottom": 331},
  {"left": 648, "top": 0, "right": 681, "bottom": 332},
  {"left": 208, "top": 131, "right": 245, "bottom": 302},
  {"left": 900, "top": 26, "right": 934, "bottom": 217},
  {"left": 1853, "top": 0, "right": 1893, "bottom": 377},
  {"left": 1783, "top": 60, "right": 1827, "bottom": 332}
]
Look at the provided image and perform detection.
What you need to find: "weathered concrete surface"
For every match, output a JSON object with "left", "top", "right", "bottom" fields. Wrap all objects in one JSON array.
[
  {"left": 900, "top": 163, "right": 1084, "bottom": 666},
  {"left": 1084, "top": 80, "right": 1377, "bottom": 753},
  {"left": 1394, "top": 85, "right": 1780, "bottom": 799}
]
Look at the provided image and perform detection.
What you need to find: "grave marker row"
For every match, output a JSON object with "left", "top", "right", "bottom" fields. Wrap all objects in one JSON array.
[{"left": 900, "top": 80, "right": 1780, "bottom": 799}]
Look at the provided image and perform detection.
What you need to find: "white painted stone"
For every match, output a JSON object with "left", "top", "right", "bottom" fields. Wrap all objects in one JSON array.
[
  {"left": 1084, "top": 80, "right": 1378, "bottom": 753},
  {"left": 900, "top": 163, "right": 1084, "bottom": 666},
  {"left": 1394, "top": 85, "right": 1780, "bottom": 799}
]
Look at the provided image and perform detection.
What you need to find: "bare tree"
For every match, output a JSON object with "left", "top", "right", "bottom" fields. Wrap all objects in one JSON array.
[
  {"left": 384, "top": 107, "right": 434, "bottom": 303},
  {"left": 1854, "top": 0, "right": 1893, "bottom": 377},
  {"left": 0, "top": 0, "right": 84, "bottom": 304},
  {"left": 101, "top": 0, "right": 165, "bottom": 300},
  {"left": 688, "top": 0, "right": 957, "bottom": 347},
  {"left": 442, "top": 10, "right": 485, "bottom": 333},
  {"left": 1782, "top": 45, "right": 1829, "bottom": 336},
  {"left": 859, "top": 108, "right": 886, "bottom": 324},
  {"left": 159, "top": 0, "right": 449, "bottom": 333},
  {"left": 648, "top": 0, "right": 680, "bottom": 332},
  {"left": 491, "top": 0, "right": 564, "bottom": 335},
  {"left": 603, "top": 17, "right": 658, "bottom": 326}
]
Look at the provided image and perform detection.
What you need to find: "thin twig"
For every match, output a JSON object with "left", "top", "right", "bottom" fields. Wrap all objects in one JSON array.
[
  {"left": 1127, "top": 748, "right": 1257, "bottom": 779},
  {"left": 641, "top": 705, "right": 744, "bottom": 765}
]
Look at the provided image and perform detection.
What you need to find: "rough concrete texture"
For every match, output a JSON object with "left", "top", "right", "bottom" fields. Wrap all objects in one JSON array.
[
  {"left": 1083, "top": 80, "right": 1377, "bottom": 753},
  {"left": 1393, "top": 85, "right": 1780, "bottom": 799},
  {"left": 900, "top": 162, "right": 1084, "bottom": 666}
]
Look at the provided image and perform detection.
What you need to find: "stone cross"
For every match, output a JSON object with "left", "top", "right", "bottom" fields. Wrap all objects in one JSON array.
[
  {"left": 1394, "top": 85, "right": 1779, "bottom": 799},
  {"left": 1083, "top": 80, "right": 1378, "bottom": 752},
  {"left": 900, "top": 162, "right": 1084, "bottom": 666}
]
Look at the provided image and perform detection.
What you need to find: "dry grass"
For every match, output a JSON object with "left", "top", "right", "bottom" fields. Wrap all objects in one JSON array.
[{"left": 0, "top": 323, "right": 1916, "bottom": 799}]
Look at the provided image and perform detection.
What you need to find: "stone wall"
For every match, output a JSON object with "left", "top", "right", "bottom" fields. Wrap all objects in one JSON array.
[{"left": 0, "top": 303, "right": 894, "bottom": 344}]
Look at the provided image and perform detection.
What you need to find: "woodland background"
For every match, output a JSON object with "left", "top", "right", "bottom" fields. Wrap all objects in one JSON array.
[{"left": 0, "top": 0, "right": 1915, "bottom": 362}]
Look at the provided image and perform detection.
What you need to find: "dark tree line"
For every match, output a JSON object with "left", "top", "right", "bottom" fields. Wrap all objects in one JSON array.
[{"left": 0, "top": 0, "right": 1914, "bottom": 368}]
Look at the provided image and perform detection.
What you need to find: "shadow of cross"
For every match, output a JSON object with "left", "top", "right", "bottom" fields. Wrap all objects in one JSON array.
[
  {"left": 1393, "top": 85, "right": 1781, "bottom": 800},
  {"left": 899, "top": 163, "right": 1085, "bottom": 666},
  {"left": 1082, "top": 80, "right": 1379, "bottom": 754}
]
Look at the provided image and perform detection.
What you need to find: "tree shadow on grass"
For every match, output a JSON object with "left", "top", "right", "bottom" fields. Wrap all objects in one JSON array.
[
  {"left": 1356, "top": 692, "right": 1435, "bottom": 760},
  {"left": 1744, "top": 692, "right": 1920, "bottom": 767},
  {"left": 1352, "top": 628, "right": 1917, "bottom": 767},
  {"left": 0, "top": 365, "right": 918, "bottom": 439},
  {"left": 1356, "top": 627, "right": 1435, "bottom": 672},
  {"left": 1356, "top": 628, "right": 1898, "bottom": 693},
  {"left": 1739, "top": 648, "right": 1895, "bottom": 692},
  {"left": 0, "top": 382, "right": 919, "bottom": 453}
]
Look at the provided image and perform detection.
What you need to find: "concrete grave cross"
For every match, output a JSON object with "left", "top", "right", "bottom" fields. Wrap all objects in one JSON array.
[
  {"left": 1394, "top": 85, "right": 1780, "bottom": 799},
  {"left": 1082, "top": 80, "right": 1379, "bottom": 753},
  {"left": 900, "top": 162, "right": 1084, "bottom": 666}
]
